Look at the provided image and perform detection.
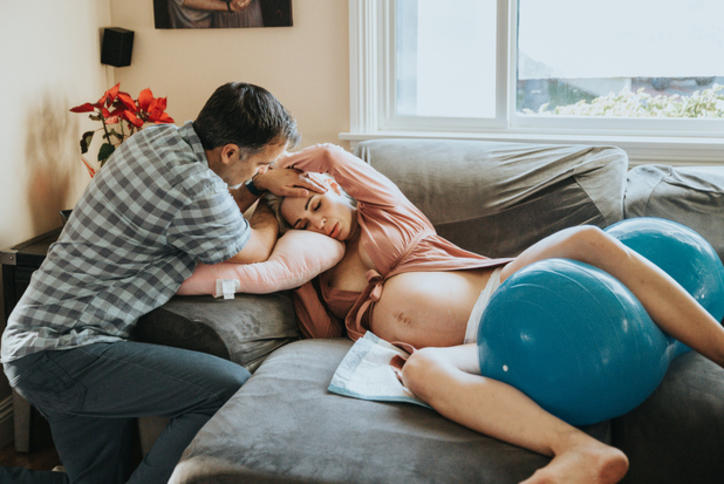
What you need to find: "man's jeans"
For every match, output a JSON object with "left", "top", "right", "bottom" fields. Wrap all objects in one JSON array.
[{"left": 3, "top": 341, "right": 250, "bottom": 484}]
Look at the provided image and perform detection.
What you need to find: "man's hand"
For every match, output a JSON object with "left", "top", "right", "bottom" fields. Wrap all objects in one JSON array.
[
  {"left": 254, "top": 168, "right": 328, "bottom": 198},
  {"left": 229, "top": 168, "right": 327, "bottom": 213}
]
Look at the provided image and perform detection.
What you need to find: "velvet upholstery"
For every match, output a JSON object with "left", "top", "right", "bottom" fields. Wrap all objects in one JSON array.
[
  {"left": 356, "top": 139, "right": 628, "bottom": 257},
  {"left": 135, "top": 139, "right": 724, "bottom": 483},
  {"left": 170, "top": 339, "right": 609, "bottom": 484},
  {"left": 625, "top": 164, "right": 724, "bottom": 261},
  {"left": 136, "top": 293, "right": 300, "bottom": 373},
  {"left": 612, "top": 351, "right": 724, "bottom": 484}
]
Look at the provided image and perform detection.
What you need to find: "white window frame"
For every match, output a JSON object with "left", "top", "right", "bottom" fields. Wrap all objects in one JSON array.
[{"left": 341, "top": 0, "right": 724, "bottom": 166}]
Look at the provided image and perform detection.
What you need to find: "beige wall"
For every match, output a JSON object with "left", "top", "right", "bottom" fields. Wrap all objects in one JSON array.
[
  {"left": 0, "top": 0, "right": 349, "bottom": 444},
  {"left": 0, "top": 0, "right": 113, "bottom": 443},
  {"left": 0, "top": 0, "right": 349, "bottom": 251},
  {"left": 110, "top": 0, "right": 350, "bottom": 149},
  {"left": 0, "top": 1, "right": 113, "bottom": 250}
]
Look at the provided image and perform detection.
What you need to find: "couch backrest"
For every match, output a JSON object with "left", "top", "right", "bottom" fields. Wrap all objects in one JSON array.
[
  {"left": 354, "top": 138, "right": 628, "bottom": 258},
  {"left": 626, "top": 164, "right": 724, "bottom": 262}
]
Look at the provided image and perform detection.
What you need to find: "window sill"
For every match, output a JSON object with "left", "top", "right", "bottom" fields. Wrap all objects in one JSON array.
[{"left": 339, "top": 130, "right": 724, "bottom": 167}]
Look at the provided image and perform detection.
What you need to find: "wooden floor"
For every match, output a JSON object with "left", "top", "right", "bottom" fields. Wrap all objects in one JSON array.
[
  {"left": 0, "top": 419, "right": 61, "bottom": 471},
  {"left": 0, "top": 440, "right": 61, "bottom": 471}
]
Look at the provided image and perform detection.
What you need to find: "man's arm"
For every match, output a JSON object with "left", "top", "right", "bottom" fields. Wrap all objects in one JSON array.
[{"left": 225, "top": 202, "right": 278, "bottom": 263}]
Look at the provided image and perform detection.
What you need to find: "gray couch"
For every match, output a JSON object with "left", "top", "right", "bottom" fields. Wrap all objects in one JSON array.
[{"left": 135, "top": 139, "right": 724, "bottom": 484}]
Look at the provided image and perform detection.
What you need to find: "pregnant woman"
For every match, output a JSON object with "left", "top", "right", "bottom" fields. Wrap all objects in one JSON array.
[{"left": 257, "top": 143, "right": 724, "bottom": 484}]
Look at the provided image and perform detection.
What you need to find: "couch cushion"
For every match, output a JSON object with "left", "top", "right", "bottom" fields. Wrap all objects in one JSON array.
[
  {"left": 170, "top": 339, "right": 611, "bottom": 484},
  {"left": 611, "top": 351, "right": 724, "bottom": 484},
  {"left": 355, "top": 139, "right": 628, "bottom": 258},
  {"left": 624, "top": 164, "right": 724, "bottom": 262},
  {"left": 135, "top": 293, "right": 300, "bottom": 373}
]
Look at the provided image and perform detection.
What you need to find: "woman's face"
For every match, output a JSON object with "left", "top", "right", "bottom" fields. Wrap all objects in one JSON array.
[{"left": 280, "top": 186, "right": 358, "bottom": 241}]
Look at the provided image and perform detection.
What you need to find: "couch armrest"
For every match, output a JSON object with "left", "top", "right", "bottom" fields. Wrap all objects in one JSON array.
[
  {"left": 625, "top": 164, "right": 724, "bottom": 262},
  {"left": 134, "top": 292, "right": 300, "bottom": 373}
]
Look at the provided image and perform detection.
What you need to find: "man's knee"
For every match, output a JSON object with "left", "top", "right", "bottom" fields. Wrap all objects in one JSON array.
[{"left": 214, "top": 364, "right": 251, "bottom": 403}]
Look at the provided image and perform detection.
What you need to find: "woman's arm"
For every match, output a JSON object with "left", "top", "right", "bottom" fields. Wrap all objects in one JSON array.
[{"left": 276, "top": 144, "right": 402, "bottom": 207}]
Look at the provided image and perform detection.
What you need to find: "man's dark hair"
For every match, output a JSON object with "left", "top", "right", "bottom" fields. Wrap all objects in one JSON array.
[{"left": 193, "top": 82, "right": 301, "bottom": 158}]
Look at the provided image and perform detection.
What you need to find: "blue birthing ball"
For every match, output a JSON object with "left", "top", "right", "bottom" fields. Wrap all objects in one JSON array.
[
  {"left": 477, "top": 259, "right": 671, "bottom": 426},
  {"left": 604, "top": 217, "right": 724, "bottom": 327}
]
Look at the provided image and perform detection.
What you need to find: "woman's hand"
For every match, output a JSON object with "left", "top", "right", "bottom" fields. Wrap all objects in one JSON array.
[{"left": 255, "top": 168, "right": 328, "bottom": 198}]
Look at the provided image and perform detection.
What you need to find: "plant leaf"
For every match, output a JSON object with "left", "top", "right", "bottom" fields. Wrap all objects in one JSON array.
[
  {"left": 80, "top": 131, "right": 94, "bottom": 154},
  {"left": 81, "top": 156, "right": 96, "bottom": 177},
  {"left": 98, "top": 143, "right": 115, "bottom": 163},
  {"left": 137, "top": 88, "right": 154, "bottom": 111},
  {"left": 99, "top": 82, "right": 121, "bottom": 107},
  {"left": 117, "top": 91, "right": 137, "bottom": 112},
  {"left": 70, "top": 102, "right": 97, "bottom": 113},
  {"left": 122, "top": 109, "right": 144, "bottom": 128}
]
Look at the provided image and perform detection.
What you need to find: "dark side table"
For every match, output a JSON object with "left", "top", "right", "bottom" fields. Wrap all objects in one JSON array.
[{"left": 1, "top": 228, "right": 61, "bottom": 452}]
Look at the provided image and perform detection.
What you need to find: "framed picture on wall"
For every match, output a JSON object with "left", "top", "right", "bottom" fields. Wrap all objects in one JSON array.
[{"left": 153, "top": 0, "right": 293, "bottom": 29}]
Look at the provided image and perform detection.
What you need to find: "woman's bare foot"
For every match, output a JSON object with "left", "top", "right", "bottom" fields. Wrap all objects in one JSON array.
[{"left": 520, "top": 442, "right": 629, "bottom": 484}]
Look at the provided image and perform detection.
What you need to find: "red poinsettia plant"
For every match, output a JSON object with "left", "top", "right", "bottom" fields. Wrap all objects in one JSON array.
[{"left": 70, "top": 83, "right": 175, "bottom": 176}]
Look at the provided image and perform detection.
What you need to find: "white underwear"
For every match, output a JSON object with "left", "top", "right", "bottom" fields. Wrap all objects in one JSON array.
[{"left": 464, "top": 267, "right": 504, "bottom": 344}]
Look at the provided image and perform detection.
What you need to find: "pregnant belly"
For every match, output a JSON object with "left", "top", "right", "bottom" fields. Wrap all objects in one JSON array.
[{"left": 369, "top": 269, "right": 495, "bottom": 348}]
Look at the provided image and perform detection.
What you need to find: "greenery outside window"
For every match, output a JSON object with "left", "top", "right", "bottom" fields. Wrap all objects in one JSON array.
[{"left": 343, "top": 0, "right": 724, "bottom": 165}]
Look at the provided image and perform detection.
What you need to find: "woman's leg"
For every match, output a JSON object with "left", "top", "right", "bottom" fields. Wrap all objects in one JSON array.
[
  {"left": 402, "top": 345, "right": 629, "bottom": 484},
  {"left": 500, "top": 225, "right": 724, "bottom": 368}
]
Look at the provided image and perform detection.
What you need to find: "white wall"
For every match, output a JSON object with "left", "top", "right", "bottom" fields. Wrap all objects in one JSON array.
[{"left": 110, "top": 0, "right": 350, "bottom": 149}]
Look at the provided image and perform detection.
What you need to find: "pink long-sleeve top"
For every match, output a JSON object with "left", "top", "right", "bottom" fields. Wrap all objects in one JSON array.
[{"left": 277, "top": 144, "right": 513, "bottom": 341}]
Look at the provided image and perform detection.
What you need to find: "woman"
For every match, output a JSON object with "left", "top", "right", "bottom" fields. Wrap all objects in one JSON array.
[{"left": 263, "top": 144, "right": 724, "bottom": 484}]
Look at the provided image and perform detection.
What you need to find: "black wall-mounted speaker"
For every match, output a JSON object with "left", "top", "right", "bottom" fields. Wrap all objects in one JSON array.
[{"left": 101, "top": 27, "right": 134, "bottom": 67}]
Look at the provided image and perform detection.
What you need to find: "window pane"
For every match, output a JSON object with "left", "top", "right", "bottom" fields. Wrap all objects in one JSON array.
[
  {"left": 396, "top": 0, "right": 497, "bottom": 118},
  {"left": 517, "top": 0, "right": 724, "bottom": 118}
]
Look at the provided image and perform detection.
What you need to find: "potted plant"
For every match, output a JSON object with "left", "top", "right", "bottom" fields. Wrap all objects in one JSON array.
[
  {"left": 63, "top": 83, "right": 175, "bottom": 223},
  {"left": 70, "top": 82, "right": 175, "bottom": 176}
]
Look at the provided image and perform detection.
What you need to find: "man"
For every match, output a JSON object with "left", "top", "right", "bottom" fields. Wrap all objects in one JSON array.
[{"left": 1, "top": 82, "right": 323, "bottom": 483}]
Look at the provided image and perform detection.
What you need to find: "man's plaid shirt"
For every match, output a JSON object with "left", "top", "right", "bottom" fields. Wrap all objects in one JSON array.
[{"left": 2, "top": 121, "right": 249, "bottom": 363}]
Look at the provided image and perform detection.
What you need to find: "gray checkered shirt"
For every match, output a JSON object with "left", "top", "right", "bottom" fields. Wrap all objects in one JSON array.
[{"left": 1, "top": 121, "right": 249, "bottom": 363}]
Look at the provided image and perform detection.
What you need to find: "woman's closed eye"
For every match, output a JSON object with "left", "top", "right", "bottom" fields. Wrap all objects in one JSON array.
[{"left": 293, "top": 196, "right": 320, "bottom": 229}]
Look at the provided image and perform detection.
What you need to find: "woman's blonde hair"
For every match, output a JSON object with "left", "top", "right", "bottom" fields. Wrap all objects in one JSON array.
[{"left": 263, "top": 172, "right": 357, "bottom": 234}]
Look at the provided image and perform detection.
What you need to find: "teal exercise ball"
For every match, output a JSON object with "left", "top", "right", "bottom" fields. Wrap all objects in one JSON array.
[
  {"left": 604, "top": 217, "right": 724, "bottom": 325},
  {"left": 477, "top": 259, "right": 672, "bottom": 426}
]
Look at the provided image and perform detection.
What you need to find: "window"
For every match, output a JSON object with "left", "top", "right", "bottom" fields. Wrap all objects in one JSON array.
[
  {"left": 345, "top": 0, "right": 724, "bottom": 165},
  {"left": 395, "top": 0, "right": 497, "bottom": 119},
  {"left": 517, "top": 0, "right": 724, "bottom": 119}
]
